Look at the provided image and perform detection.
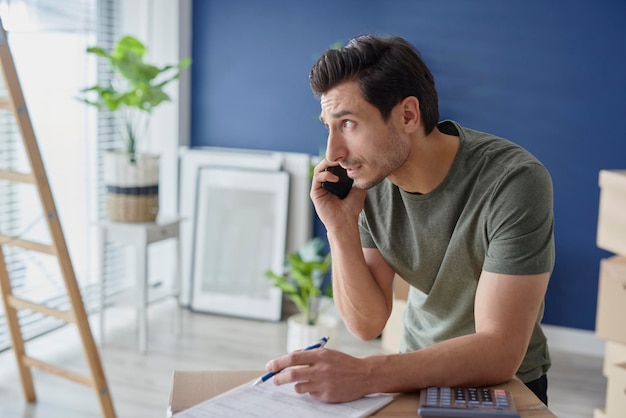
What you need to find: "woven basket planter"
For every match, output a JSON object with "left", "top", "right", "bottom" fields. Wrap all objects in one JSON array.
[{"left": 104, "top": 152, "right": 159, "bottom": 222}]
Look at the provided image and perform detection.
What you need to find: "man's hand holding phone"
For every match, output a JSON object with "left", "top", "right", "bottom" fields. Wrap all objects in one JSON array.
[
  {"left": 322, "top": 165, "right": 354, "bottom": 199},
  {"left": 311, "top": 161, "right": 366, "bottom": 232}
]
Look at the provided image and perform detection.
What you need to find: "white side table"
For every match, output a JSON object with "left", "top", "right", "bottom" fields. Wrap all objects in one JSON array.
[{"left": 98, "top": 217, "right": 183, "bottom": 353}]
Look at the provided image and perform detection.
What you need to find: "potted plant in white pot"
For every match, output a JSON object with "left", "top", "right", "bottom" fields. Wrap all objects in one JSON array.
[
  {"left": 79, "top": 35, "right": 191, "bottom": 222},
  {"left": 265, "top": 237, "right": 339, "bottom": 352}
]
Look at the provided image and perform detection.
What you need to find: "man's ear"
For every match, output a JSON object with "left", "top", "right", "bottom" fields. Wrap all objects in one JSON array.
[{"left": 400, "top": 96, "right": 420, "bottom": 133}]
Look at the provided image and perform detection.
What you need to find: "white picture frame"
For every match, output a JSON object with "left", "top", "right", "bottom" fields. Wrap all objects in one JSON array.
[{"left": 190, "top": 166, "right": 289, "bottom": 321}]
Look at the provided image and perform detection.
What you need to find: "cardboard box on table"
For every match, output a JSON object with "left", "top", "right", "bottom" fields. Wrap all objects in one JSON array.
[
  {"left": 603, "top": 341, "right": 626, "bottom": 377},
  {"left": 595, "top": 170, "right": 626, "bottom": 418},
  {"left": 594, "top": 407, "right": 607, "bottom": 418},
  {"left": 595, "top": 256, "right": 626, "bottom": 417},
  {"left": 596, "top": 256, "right": 626, "bottom": 345},
  {"left": 381, "top": 275, "right": 410, "bottom": 353},
  {"left": 603, "top": 362, "right": 626, "bottom": 418},
  {"left": 597, "top": 170, "right": 626, "bottom": 256},
  {"left": 168, "top": 370, "right": 556, "bottom": 417}
]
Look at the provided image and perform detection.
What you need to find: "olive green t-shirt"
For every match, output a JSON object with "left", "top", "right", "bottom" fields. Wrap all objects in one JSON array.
[{"left": 358, "top": 120, "right": 554, "bottom": 383}]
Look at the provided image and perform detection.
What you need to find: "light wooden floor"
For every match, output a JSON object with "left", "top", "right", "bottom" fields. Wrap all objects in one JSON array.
[{"left": 0, "top": 301, "right": 607, "bottom": 418}]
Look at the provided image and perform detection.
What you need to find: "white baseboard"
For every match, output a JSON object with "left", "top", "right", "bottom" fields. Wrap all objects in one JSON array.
[{"left": 543, "top": 324, "right": 605, "bottom": 357}]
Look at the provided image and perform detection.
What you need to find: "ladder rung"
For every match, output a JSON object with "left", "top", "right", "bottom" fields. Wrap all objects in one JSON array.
[
  {"left": 7, "top": 295, "right": 76, "bottom": 323},
  {"left": 0, "top": 96, "right": 11, "bottom": 109},
  {"left": 22, "top": 355, "right": 94, "bottom": 387},
  {"left": 0, "top": 235, "right": 56, "bottom": 254},
  {"left": 0, "top": 169, "right": 36, "bottom": 183}
]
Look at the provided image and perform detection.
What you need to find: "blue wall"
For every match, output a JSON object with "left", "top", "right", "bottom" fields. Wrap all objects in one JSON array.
[{"left": 190, "top": 0, "right": 626, "bottom": 331}]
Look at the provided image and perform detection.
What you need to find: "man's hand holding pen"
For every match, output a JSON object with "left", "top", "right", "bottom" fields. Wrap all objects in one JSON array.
[{"left": 263, "top": 344, "right": 372, "bottom": 404}]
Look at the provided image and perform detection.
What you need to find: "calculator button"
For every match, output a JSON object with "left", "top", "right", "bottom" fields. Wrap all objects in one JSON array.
[
  {"left": 440, "top": 392, "right": 451, "bottom": 405},
  {"left": 481, "top": 388, "right": 492, "bottom": 401},
  {"left": 425, "top": 387, "right": 438, "bottom": 405},
  {"left": 494, "top": 389, "right": 509, "bottom": 408}
]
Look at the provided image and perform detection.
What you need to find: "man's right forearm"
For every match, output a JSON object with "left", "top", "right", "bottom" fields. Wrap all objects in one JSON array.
[{"left": 326, "top": 223, "right": 393, "bottom": 340}]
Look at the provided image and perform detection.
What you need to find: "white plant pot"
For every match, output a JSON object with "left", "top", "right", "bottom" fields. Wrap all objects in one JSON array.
[
  {"left": 286, "top": 313, "right": 339, "bottom": 353},
  {"left": 103, "top": 151, "right": 159, "bottom": 222}
]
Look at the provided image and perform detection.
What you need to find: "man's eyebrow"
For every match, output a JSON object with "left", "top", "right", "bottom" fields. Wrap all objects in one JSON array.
[
  {"left": 320, "top": 109, "right": 355, "bottom": 123},
  {"left": 331, "top": 109, "right": 355, "bottom": 119}
]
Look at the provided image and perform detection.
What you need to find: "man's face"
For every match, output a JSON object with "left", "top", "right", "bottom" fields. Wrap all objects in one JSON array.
[{"left": 319, "top": 81, "right": 409, "bottom": 190}]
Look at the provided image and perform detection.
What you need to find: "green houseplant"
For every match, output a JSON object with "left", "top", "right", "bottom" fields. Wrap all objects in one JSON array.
[
  {"left": 78, "top": 35, "right": 191, "bottom": 222},
  {"left": 265, "top": 237, "right": 333, "bottom": 326},
  {"left": 80, "top": 35, "right": 191, "bottom": 160},
  {"left": 265, "top": 237, "right": 337, "bottom": 352}
]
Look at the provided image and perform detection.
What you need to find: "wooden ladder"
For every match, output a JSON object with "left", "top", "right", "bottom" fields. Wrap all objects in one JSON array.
[{"left": 0, "top": 18, "right": 116, "bottom": 418}]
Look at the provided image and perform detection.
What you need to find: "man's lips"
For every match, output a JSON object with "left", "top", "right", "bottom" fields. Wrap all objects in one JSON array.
[{"left": 345, "top": 166, "right": 360, "bottom": 177}]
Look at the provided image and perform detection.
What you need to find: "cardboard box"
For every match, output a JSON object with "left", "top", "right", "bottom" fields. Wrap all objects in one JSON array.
[
  {"left": 167, "top": 370, "right": 258, "bottom": 417},
  {"left": 381, "top": 276, "right": 410, "bottom": 353},
  {"left": 604, "top": 362, "right": 626, "bottom": 418},
  {"left": 597, "top": 170, "right": 626, "bottom": 255},
  {"left": 169, "top": 370, "right": 556, "bottom": 417},
  {"left": 393, "top": 276, "right": 410, "bottom": 301},
  {"left": 603, "top": 340, "right": 626, "bottom": 377},
  {"left": 381, "top": 298, "right": 407, "bottom": 353},
  {"left": 596, "top": 256, "right": 626, "bottom": 344}
]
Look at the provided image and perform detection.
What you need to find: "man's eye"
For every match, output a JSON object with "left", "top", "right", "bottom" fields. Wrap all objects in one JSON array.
[{"left": 343, "top": 120, "right": 355, "bottom": 128}]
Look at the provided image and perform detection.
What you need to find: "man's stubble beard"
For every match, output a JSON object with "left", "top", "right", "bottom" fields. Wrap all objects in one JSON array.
[{"left": 352, "top": 126, "right": 410, "bottom": 190}]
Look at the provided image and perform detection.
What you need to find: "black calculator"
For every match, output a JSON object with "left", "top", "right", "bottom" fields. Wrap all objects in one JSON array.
[{"left": 418, "top": 386, "right": 520, "bottom": 417}]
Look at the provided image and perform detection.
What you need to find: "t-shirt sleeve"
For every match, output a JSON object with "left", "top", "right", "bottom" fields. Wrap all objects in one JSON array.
[
  {"left": 483, "top": 163, "right": 555, "bottom": 275},
  {"left": 358, "top": 211, "right": 377, "bottom": 248}
]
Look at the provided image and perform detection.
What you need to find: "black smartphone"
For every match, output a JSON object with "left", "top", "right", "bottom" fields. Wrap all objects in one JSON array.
[{"left": 322, "top": 165, "right": 353, "bottom": 199}]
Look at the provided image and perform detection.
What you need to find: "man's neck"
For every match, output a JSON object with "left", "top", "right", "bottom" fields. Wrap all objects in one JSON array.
[{"left": 388, "top": 127, "right": 460, "bottom": 194}]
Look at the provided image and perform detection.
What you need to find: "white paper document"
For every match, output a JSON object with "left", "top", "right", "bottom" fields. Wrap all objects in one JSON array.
[{"left": 175, "top": 378, "right": 394, "bottom": 418}]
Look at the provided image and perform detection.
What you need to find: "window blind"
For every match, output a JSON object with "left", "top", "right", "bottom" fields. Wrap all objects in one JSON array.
[{"left": 0, "top": 0, "right": 121, "bottom": 352}]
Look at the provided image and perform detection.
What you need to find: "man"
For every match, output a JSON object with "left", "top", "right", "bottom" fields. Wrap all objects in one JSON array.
[{"left": 264, "top": 35, "right": 554, "bottom": 405}]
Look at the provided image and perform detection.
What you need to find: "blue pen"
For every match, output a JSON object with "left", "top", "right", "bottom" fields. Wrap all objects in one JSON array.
[{"left": 252, "top": 336, "right": 329, "bottom": 386}]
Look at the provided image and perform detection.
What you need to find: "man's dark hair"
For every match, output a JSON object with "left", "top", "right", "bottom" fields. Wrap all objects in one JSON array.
[{"left": 310, "top": 35, "right": 439, "bottom": 135}]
